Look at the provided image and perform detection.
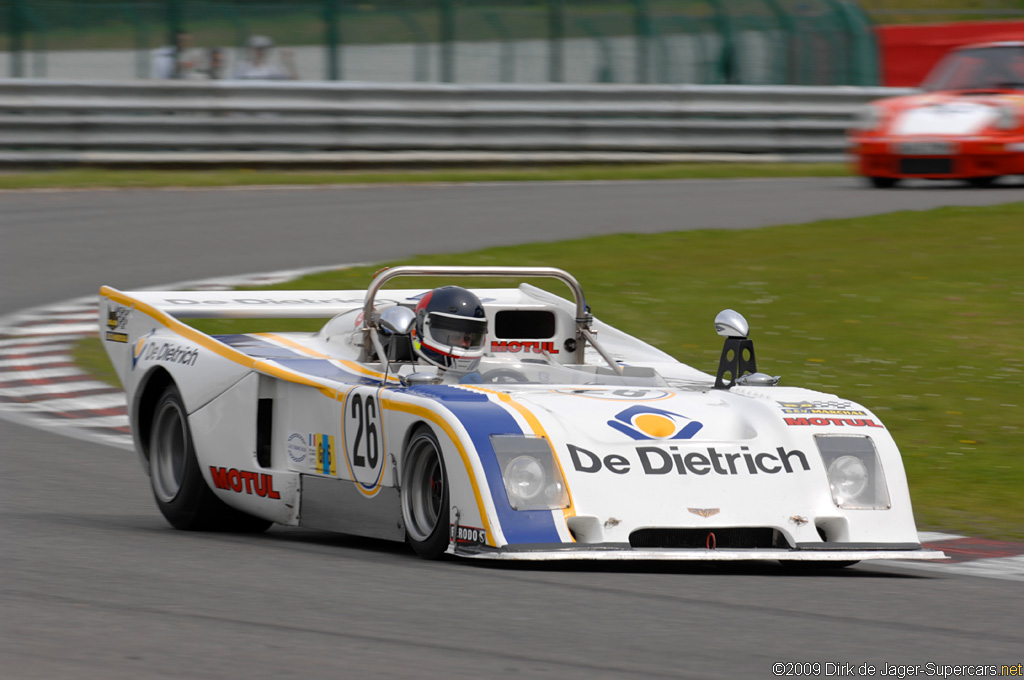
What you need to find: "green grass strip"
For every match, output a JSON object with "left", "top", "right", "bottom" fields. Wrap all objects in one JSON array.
[
  {"left": 0, "top": 164, "right": 851, "bottom": 191},
  {"left": 77, "top": 200, "right": 1024, "bottom": 540}
]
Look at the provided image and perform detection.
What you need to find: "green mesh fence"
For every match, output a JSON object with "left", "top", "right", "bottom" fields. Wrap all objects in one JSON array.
[{"left": 1, "top": 0, "right": 880, "bottom": 84}]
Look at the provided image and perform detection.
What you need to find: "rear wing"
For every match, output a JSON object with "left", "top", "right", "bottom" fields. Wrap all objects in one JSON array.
[{"left": 100, "top": 288, "right": 373, "bottom": 320}]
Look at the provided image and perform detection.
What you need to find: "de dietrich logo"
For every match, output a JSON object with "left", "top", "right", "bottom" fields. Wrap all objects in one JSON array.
[
  {"left": 567, "top": 443, "right": 811, "bottom": 477},
  {"left": 131, "top": 330, "right": 156, "bottom": 370},
  {"left": 132, "top": 330, "right": 198, "bottom": 371},
  {"left": 608, "top": 405, "right": 703, "bottom": 441}
]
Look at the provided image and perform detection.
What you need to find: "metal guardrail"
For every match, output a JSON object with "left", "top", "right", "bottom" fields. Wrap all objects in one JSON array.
[{"left": 0, "top": 80, "right": 914, "bottom": 166}]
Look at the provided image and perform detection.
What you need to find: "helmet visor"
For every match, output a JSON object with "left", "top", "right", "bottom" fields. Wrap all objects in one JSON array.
[{"left": 427, "top": 312, "right": 487, "bottom": 353}]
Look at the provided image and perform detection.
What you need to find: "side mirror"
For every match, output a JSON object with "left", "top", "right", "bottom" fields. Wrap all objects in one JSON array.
[
  {"left": 379, "top": 305, "right": 415, "bottom": 335},
  {"left": 713, "top": 309, "right": 757, "bottom": 390},
  {"left": 714, "top": 309, "right": 749, "bottom": 339}
]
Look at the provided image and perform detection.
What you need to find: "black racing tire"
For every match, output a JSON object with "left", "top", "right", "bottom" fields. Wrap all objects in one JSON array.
[
  {"left": 401, "top": 427, "right": 450, "bottom": 559},
  {"left": 149, "top": 385, "right": 271, "bottom": 533},
  {"left": 966, "top": 176, "right": 998, "bottom": 188},
  {"left": 867, "top": 176, "right": 900, "bottom": 189}
]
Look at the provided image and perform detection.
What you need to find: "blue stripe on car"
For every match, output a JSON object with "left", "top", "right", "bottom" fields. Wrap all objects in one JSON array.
[
  {"left": 216, "top": 334, "right": 381, "bottom": 385},
  {"left": 406, "top": 384, "right": 561, "bottom": 545}
]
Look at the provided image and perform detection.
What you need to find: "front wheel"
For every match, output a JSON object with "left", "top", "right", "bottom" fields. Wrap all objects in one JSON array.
[
  {"left": 966, "top": 176, "right": 998, "bottom": 188},
  {"left": 149, "top": 385, "right": 271, "bottom": 533},
  {"left": 867, "top": 176, "right": 900, "bottom": 189},
  {"left": 401, "top": 428, "right": 450, "bottom": 559}
]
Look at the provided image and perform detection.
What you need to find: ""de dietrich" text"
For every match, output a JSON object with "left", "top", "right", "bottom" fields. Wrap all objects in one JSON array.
[{"left": 567, "top": 444, "right": 811, "bottom": 476}]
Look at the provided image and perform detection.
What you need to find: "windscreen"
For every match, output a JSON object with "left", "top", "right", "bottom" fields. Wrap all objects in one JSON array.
[{"left": 923, "top": 46, "right": 1024, "bottom": 91}]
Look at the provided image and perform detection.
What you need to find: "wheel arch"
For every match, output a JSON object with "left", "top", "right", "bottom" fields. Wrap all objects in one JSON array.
[
  {"left": 399, "top": 420, "right": 435, "bottom": 460},
  {"left": 392, "top": 412, "right": 499, "bottom": 550},
  {"left": 132, "top": 366, "right": 174, "bottom": 471}
]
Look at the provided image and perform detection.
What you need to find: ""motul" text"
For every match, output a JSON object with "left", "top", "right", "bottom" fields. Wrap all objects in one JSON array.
[
  {"left": 490, "top": 340, "right": 559, "bottom": 354},
  {"left": 209, "top": 467, "right": 281, "bottom": 498}
]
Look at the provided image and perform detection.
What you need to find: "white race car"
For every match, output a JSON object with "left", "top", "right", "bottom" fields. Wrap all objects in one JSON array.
[{"left": 99, "top": 266, "right": 944, "bottom": 564}]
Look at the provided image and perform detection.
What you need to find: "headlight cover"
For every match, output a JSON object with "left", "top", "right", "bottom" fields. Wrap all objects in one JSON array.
[
  {"left": 816, "top": 435, "right": 891, "bottom": 510},
  {"left": 491, "top": 435, "right": 570, "bottom": 511},
  {"left": 992, "top": 104, "right": 1020, "bottom": 131}
]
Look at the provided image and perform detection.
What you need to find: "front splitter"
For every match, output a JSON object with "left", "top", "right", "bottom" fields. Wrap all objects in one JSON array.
[{"left": 451, "top": 546, "right": 947, "bottom": 562}]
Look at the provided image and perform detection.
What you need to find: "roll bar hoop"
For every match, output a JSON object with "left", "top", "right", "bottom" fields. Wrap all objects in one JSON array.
[{"left": 361, "top": 266, "right": 593, "bottom": 365}]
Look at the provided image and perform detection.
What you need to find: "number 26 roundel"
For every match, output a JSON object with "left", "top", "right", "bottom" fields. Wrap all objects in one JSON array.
[{"left": 342, "top": 386, "right": 386, "bottom": 496}]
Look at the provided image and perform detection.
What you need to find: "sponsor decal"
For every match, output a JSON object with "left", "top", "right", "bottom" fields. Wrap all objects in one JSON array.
[
  {"left": 567, "top": 443, "right": 811, "bottom": 476},
  {"left": 315, "top": 434, "right": 336, "bottom": 476},
  {"left": 784, "top": 417, "right": 883, "bottom": 428},
  {"left": 132, "top": 339, "right": 199, "bottom": 371},
  {"left": 451, "top": 524, "right": 487, "bottom": 546},
  {"left": 131, "top": 330, "right": 155, "bottom": 370},
  {"left": 608, "top": 405, "right": 703, "bottom": 441},
  {"left": 554, "top": 388, "right": 671, "bottom": 401},
  {"left": 105, "top": 304, "right": 131, "bottom": 343},
  {"left": 107, "top": 304, "right": 130, "bottom": 330},
  {"left": 777, "top": 400, "right": 866, "bottom": 417},
  {"left": 490, "top": 340, "right": 560, "bottom": 355},
  {"left": 208, "top": 467, "right": 281, "bottom": 499},
  {"left": 688, "top": 508, "right": 720, "bottom": 518},
  {"left": 286, "top": 432, "right": 310, "bottom": 464}
]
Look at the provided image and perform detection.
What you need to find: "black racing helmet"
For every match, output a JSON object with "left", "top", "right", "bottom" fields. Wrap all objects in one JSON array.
[{"left": 411, "top": 286, "right": 488, "bottom": 371}]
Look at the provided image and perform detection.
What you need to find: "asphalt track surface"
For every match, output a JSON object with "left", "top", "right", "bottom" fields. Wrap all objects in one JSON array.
[{"left": 3, "top": 178, "right": 1024, "bottom": 679}]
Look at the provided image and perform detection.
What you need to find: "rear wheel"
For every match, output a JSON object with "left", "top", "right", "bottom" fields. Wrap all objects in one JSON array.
[
  {"left": 149, "top": 385, "right": 271, "bottom": 533},
  {"left": 401, "top": 428, "right": 450, "bottom": 559},
  {"left": 867, "top": 176, "right": 900, "bottom": 189}
]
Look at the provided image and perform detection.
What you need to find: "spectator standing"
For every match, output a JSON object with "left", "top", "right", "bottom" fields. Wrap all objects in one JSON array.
[
  {"left": 231, "top": 35, "right": 299, "bottom": 80},
  {"left": 200, "top": 47, "right": 227, "bottom": 80},
  {"left": 151, "top": 31, "right": 197, "bottom": 79}
]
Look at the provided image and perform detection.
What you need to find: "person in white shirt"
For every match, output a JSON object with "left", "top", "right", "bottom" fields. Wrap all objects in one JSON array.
[
  {"left": 151, "top": 31, "right": 197, "bottom": 79},
  {"left": 231, "top": 35, "right": 298, "bottom": 80}
]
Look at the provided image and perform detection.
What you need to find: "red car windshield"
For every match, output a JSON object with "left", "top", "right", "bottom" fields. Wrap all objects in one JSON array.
[{"left": 923, "top": 45, "right": 1024, "bottom": 92}]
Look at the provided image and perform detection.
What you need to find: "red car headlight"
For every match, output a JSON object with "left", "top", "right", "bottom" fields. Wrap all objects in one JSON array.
[{"left": 993, "top": 104, "right": 1020, "bottom": 131}]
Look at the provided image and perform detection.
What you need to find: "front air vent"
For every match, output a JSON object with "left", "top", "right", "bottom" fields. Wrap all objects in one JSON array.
[{"left": 629, "top": 527, "right": 789, "bottom": 550}]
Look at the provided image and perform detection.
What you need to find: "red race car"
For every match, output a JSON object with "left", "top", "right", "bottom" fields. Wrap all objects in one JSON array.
[{"left": 850, "top": 41, "right": 1024, "bottom": 188}]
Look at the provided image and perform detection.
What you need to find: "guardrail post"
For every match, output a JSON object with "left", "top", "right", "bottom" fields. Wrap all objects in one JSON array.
[
  {"left": 631, "top": 0, "right": 651, "bottom": 83},
  {"left": 831, "top": 0, "right": 879, "bottom": 85},
  {"left": 166, "top": 0, "right": 184, "bottom": 46},
  {"left": 440, "top": 0, "right": 456, "bottom": 82},
  {"left": 323, "top": 0, "right": 340, "bottom": 80},
  {"left": 706, "top": 0, "right": 736, "bottom": 84},
  {"left": 547, "top": 0, "right": 564, "bottom": 83},
  {"left": 9, "top": 0, "right": 27, "bottom": 77},
  {"left": 760, "top": 0, "right": 794, "bottom": 84}
]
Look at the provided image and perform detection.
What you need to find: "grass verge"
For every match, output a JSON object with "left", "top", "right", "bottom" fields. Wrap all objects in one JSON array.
[
  {"left": 0, "top": 164, "right": 851, "bottom": 191},
  {"left": 76, "top": 200, "right": 1024, "bottom": 540}
]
